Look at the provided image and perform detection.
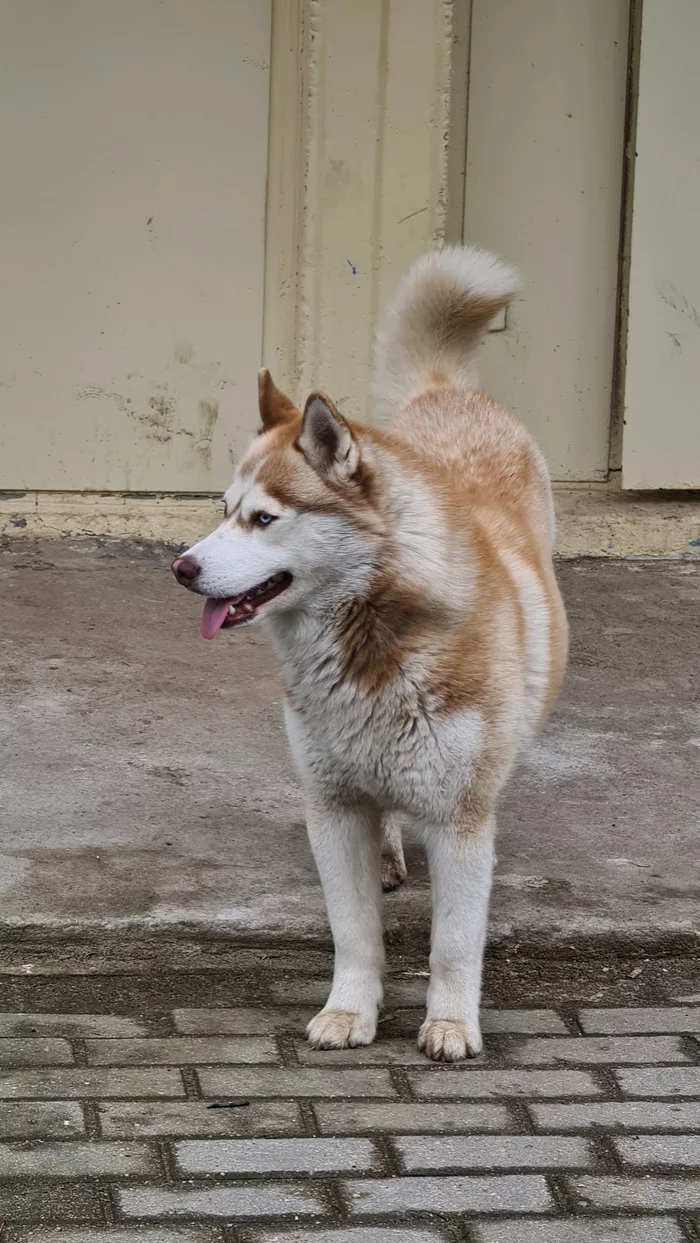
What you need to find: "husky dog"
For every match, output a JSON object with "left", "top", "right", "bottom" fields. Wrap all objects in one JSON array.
[{"left": 172, "top": 246, "right": 568, "bottom": 1061}]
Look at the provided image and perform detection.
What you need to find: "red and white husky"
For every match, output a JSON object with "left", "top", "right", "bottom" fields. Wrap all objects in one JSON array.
[{"left": 172, "top": 246, "right": 568, "bottom": 1061}]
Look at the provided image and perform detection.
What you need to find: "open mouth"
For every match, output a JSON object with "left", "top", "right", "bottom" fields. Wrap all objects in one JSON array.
[{"left": 199, "top": 572, "right": 293, "bottom": 639}]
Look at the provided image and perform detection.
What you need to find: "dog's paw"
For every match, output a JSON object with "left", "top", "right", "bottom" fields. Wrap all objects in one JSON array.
[
  {"left": 381, "top": 852, "right": 408, "bottom": 892},
  {"left": 306, "top": 1008, "right": 376, "bottom": 1049},
  {"left": 418, "top": 1017, "right": 482, "bottom": 1062}
]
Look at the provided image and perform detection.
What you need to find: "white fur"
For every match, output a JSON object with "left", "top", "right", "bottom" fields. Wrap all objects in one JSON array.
[{"left": 372, "top": 245, "right": 519, "bottom": 423}]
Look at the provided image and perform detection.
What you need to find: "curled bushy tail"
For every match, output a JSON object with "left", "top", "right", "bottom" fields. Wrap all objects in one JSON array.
[{"left": 371, "top": 245, "right": 518, "bottom": 423}]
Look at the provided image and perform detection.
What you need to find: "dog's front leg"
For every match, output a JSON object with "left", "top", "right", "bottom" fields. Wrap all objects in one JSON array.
[
  {"left": 419, "top": 811, "right": 496, "bottom": 1062},
  {"left": 305, "top": 796, "right": 384, "bottom": 1049}
]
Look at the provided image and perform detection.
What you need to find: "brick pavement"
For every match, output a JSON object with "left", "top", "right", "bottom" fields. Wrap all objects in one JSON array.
[{"left": 0, "top": 994, "right": 699, "bottom": 1239}]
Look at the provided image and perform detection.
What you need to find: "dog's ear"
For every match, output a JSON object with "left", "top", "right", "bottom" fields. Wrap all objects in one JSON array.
[
  {"left": 258, "top": 369, "right": 300, "bottom": 431},
  {"left": 297, "top": 392, "right": 360, "bottom": 482}
]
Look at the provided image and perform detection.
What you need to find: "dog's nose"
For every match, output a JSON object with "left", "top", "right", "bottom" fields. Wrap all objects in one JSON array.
[{"left": 171, "top": 555, "right": 200, "bottom": 586}]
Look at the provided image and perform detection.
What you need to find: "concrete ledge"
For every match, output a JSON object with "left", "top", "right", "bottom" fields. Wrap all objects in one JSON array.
[{"left": 2, "top": 488, "right": 699, "bottom": 556}]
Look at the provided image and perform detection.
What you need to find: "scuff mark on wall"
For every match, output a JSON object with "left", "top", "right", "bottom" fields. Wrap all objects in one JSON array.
[{"left": 195, "top": 399, "right": 219, "bottom": 466}]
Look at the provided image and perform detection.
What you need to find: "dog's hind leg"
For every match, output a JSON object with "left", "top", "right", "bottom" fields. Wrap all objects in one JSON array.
[{"left": 381, "top": 812, "right": 408, "bottom": 892}]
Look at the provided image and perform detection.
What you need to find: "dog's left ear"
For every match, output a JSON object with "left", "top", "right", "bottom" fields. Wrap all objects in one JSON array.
[
  {"left": 258, "top": 369, "right": 300, "bottom": 431},
  {"left": 297, "top": 393, "right": 360, "bottom": 482}
]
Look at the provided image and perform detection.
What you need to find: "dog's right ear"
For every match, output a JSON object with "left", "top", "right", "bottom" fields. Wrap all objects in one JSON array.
[{"left": 258, "top": 369, "right": 300, "bottom": 431}]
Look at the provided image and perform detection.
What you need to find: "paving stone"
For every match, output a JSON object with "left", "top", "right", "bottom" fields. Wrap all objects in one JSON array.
[
  {"left": 315, "top": 1100, "right": 515, "bottom": 1135},
  {"left": 174, "top": 1008, "right": 315, "bottom": 1035},
  {"left": 531, "top": 1101, "right": 700, "bottom": 1131},
  {"left": 409, "top": 1068, "right": 601, "bottom": 1099},
  {"left": 344, "top": 1174, "right": 552, "bottom": 1215},
  {"left": 0, "top": 1181, "right": 102, "bottom": 1222},
  {"left": 99, "top": 1098, "right": 303, "bottom": 1139},
  {"left": 85, "top": 1036, "right": 277, "bottom": 1065},
  {"left": 396, "top": 1134, "right": 593, "bottom": 1171},
  {"left": 0, "top": 1067, "right": 184, "bottom": 1099},
  {"left": 508, "top": 1035, "right": 688, "bottom": 1065},
  {"left": 615, "top": 1133, "right": 700, "bottom": 1166},
  {"left": 118, "top": 1181, "right": 327, "bottom": 1219},
  {"left": 11, "top": 1231, "right": 224, "bottom": 1243},
  {"left": 471, "top": 1219, "right": 684, "bottom": 1242},
  {"left": 0, "top": 1139, "right": 159, "bottom": 1177},
  {"left": 479, "top": 1011, "right": 567, "bottom": 1035},
  {"left": 0, "top": 1100, "right": 85, "bottom": 1138},
  {"left": 570, "top": 1175, "right": 700, "bottom": 1210},
  {"left": 198, "top": 1067, "right": 395, "bottom": 1099},
  {"left": 0, "top": 1038, "right": 74, "bottom": 1066},
  {"left": 0, "top": 1014, "right": 148, "bottom": 1038},
  {"left": 617, "top": 1066, "right": 700, "bottom": 1097},
  {"left": 245, "top": 1232, "right": 445, "bottom": 1243},
  {"left": 580, "top": 1007, "right": 700, "bottom": 1034},
  {"left": 175, "top": 1136, "right": 378, "bottom": 1175},
  {"left": 296, "top": 1040, "right": 439, "bottom": 1066}
]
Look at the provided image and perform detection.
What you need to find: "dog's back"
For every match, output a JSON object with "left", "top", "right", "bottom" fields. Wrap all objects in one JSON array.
[{"left": 368, "top": 245, "right": 568, "bottom": 742}]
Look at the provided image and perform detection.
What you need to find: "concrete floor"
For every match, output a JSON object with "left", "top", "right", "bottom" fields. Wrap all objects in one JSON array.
[{"left": 0, "top": 539, "right": 698, "bottom": 946}]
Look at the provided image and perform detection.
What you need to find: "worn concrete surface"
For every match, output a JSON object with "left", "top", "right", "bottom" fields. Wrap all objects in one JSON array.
[{"left": 0, "top": 540, "right": 698, "bottom": 945}]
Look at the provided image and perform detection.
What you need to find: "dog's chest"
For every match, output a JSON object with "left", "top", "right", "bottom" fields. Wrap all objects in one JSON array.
[{"left": 280, "top": 649, "right": 482, "bottom": 818}]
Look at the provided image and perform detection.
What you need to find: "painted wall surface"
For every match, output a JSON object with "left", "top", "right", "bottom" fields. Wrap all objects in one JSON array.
[
  {"left": 623, "top": 0, "right": 700, "bottom": 489},
  {"left": 463, "top": 0, "right": 629, "bottom": 481},
  {"left": 0, "top": 0, "right": 271, "bottom": 492}
]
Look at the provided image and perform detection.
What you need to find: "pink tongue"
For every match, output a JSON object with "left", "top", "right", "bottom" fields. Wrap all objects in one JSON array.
[{"left": 200, "top": 598, "right": 233, "bottom": 640}]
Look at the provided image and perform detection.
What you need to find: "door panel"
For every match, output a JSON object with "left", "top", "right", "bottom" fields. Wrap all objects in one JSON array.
[
  {"left": 463, "top": 0, "right": 629, "bottom": 481},
  {"left": 0, "top": 0, "right": 270, "bottom": 492},
  {"left": 623, "top": 0, "right": 700, "bottom": 489}
]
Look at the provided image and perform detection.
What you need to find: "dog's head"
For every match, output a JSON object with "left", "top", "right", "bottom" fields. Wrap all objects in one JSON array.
[{"left": 172, "top": 371, "right": 383, "bottom": 638}]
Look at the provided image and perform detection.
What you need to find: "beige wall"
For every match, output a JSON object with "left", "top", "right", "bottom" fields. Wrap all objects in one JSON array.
[
  {"left": 463, "top": 0, "right": 630, "bottom": 482},
  {"left": 0, "top": 0, "right": 271, "bottom": 493},
  {"left": 1, "top": 0, "right": 697, "bottom": 543},
  {"left": 622, "top": 0, "right": 700, "bottom": 489}
]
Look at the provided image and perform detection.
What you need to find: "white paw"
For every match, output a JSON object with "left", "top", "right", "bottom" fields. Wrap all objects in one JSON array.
[
  {"left": 418, "top": 1017, "right": 483, "bottom": 1062},
  {"left": 381, "top": 853, "right": 408, "bottom": 892},
  {"left": 306, "top": 1008, "right": 376, "bottom": 1049}
]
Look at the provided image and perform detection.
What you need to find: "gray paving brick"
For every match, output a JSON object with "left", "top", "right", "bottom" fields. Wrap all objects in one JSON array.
[
  {"left": 344, "top": 1174, "right": 552, "bottom": 1215},
  {"left": 480, "top": 1010, "right": 567, "bottom": 1035},
  {"left": 396, "top": 1134, "right": 593, "bottom": 1171},
  {"left": 85, "top": 1036, "right": 277, "bottom": 1065},
  {"left": 0, "top": 1067, "right": 184, "bottom": 1099},
  {"left": 531, "top": 1100, "right": 700, "bottom": 1131},
  {"left": 0, "top": 1100, "right": 85, "bottom": 1138},
  {"left": 175, "top": 1136, "right": 378, "bottom": 1175},
  {"left": 570, "top": 1174, "right": 700, "bottom": 1210},
  {"left": 174, "top": 1007, "right": 315, "bottom": 1035},
  {"left": 11, "top": 1231, "right": 224, "bottom": 1243},
  {"left": 245, "top": 1232, "right": 445, "bottom": 1243},
  {"left": 615, "top": 1133, "right": 700, "bottom": 1166},
  {"left": 409, "top": 1068, "right": 601, "bottom": 1099},
  {"left": 0, "top": 1014, "right": 147, "bottom": 1038},
  {"left": 118, "top": 1181, "right": 326, "bottom": 1219},
  {"left": 580, "top": 1007, "right": 700, "bottom": 1034},
  {"left": 0, "top": 1139, "right": 159, "bottom": 1177},
  {"left": 198, "top": 1067, "right": 395, "bottom": 1099},
  {"left": 296, "top": 1040, "right": 439, "bottom": 1066},
  {"left": 0, "top": 1181, "right": 102, "bottom": 1222},
  {"left": 316, "top": 1100, "right": 514, "bottom": 1135},
  {"left": 508, "top": 1035, "right": 688, "bottom": 1064},
  {"left": 0, "top": 1038, "right": 74, "bottom": 1066},
  {"left": 617, "top": 1066, "right": 700, "bottom": 1097},
  {"left": 471, "top": 1220, "right": 684, "bottom": 1242},
  {"left": 98, "top": 1098, "right": 302, "bottom": 1139}
]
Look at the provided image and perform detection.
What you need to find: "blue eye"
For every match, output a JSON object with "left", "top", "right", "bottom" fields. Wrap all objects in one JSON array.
[{"left": 254, "top": 511, "right": 276, "bottom": 527}]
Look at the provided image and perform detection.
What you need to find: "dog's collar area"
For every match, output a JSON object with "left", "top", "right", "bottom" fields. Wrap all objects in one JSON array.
[{"left": 200, "top": 572, "right": 293, "bottom": 638}]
